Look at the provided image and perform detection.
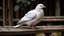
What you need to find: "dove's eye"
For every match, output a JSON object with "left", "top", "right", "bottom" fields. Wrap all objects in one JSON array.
[{"left": 40, "top": 5, "right": 43, "bottom": 7}]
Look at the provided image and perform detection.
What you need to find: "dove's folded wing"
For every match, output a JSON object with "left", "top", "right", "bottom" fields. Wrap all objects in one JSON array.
[{"left": 17, "top": 11, "right": 37, "bottom": 24}]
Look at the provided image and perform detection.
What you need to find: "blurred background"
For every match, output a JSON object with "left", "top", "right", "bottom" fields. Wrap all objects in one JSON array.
[{"left": 0, "top": 0, "right": 64, "bottom": 25}]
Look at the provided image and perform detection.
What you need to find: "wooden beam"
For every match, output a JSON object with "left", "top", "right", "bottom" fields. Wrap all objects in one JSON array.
[
  {"left": 3, "top": 0, "right": 7, "bottom": 26},
  {"left": 0, "top": 25, "right": 64, "bottom": 35},
  {"left": 42, "top": 16, "right": 64, "bottom": 19},
  {"left": 8, "top": 0, "right": 13, "bottom": 26},
  {"left": 1, "top": 16, "right": 64, "bottom": 22},
  {"left": 3, "top": 25, "right": 64, "bottom": 28},
  {"left": 1, "top": 18, "right": 64, "bottom": 22},
  {"left": 1, "top": 19, "right": 64, "bottom": 22},
  {"left": 13, "top": 16, "right": 64, "bottom": 21}
]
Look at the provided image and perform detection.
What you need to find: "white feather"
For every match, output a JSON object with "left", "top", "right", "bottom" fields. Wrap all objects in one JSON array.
[{"left": 14, "top": 4, "right": 46, "bottom": 28}]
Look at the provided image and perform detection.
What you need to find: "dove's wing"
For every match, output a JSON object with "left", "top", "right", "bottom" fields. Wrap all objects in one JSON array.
[{"left": 17, "top": 10, "right": 37, "bottom": 24}]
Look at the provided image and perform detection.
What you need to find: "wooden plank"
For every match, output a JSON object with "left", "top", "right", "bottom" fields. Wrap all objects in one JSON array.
[
  {"left": 12, "top": 19, "right": 64, "bottom": 21},
  {"left": 3, "top": 25, "right": 64, "bottom": 28},
  {"left": 3, "top": 0, "right": 7, "bottom": 26},
  {"left": 0, "top": 28, "right": 9, "bottom": 31},
  {"left": 1, "top": 16, "right": 64, "bottom": 22},
  {"left": 12, "top": 16, "right": 64, "bottom": 21},
  {"left": 0, "top": 26, "right": 3, "bottom": 28},
  {"left": 0, "top": 27, "right": 9, "bottom": 32},
  {"left": 0, "top": 30, "right": 63, "bottom": 35},
  {"left": 0, "top": 25, "right": 64, "bottom": 31},
  {"left": 43, "top": 16, "right": 64, "bottom": 19},
  {"left": 0, "top": 19, "right": 64, "bottom": 22},
  {"left": 0, "top": 25, "right": 64, "bottom": 35},
  {"left": 0, "top": 27, "right": 63, "bottom": 35},
  {"left": 42, "top": 19, "right": 64, "bottom": 21},
  {"left": 8, "top": 0, "right": 13, "bottom": 26},
  {"left": 0, "top": 27, "right": 2, "bottom": 32},
  {"left": 0, "top": 26, "right": 9, "bottom": 31},
  {"left": 0, "top": 30, "right": 2, "bottom": 32}
]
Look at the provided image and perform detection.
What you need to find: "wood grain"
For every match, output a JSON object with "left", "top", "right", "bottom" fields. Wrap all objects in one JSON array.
[{"left": 0, "top": 25, "right": 64, "bottom": 35}]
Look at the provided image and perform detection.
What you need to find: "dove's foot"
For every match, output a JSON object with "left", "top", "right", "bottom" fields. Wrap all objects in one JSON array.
[{"left": 31, "top": 26, "right": 36, "bottom": 29}]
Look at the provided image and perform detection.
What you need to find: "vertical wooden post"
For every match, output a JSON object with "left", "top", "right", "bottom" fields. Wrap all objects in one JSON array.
[
  {"left": 8, "top": 0, "right": 13, "bottom": 26},
  {"left": 3, "top": 0, "right": 7, "bottom": 26},
  {"left": 55, "top": 0, "right": 60, "bottom": 16},
  {"left": 55, "top": 0, "right": 61, "bottom": 36},
  {"left": 16, "top": 12, "right": 19, "bottom": 19}
]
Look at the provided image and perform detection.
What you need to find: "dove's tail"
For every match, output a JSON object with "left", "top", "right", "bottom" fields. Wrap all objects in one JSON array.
[
  {"left": 13, "top": 24, "right": 21, "bottom": 28},
  {"left": 13, "top": 22, "right": 24, "bottom": 28}
]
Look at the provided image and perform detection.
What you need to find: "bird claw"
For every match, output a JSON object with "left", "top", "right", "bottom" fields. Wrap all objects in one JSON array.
[{"left": 31, "top": 26, "right": 37, "bottom": 29}]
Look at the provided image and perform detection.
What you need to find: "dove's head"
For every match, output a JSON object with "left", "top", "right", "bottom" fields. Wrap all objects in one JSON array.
[{"left": 36, "top": 4, "right": 46, "bottom": 9}]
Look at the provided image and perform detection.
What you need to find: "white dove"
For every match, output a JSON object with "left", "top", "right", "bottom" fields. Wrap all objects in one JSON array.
[{"left": 14, "top": 4, "right": 46, "bottom": 29}]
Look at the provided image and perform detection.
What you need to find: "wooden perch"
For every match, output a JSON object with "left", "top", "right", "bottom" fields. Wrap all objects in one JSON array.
[{"left": 0, "top": 25, "right": 64, "bottom": 35}]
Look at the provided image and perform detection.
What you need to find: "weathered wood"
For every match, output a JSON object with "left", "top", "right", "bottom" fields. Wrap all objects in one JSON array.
[
  {"left": 43, "top": 16, "right": 64, "bottom": 19},
  {"left": 1, "top": 16, "right": 64, "bottom": 21},
  {"left": 3, "top": 25, "right": 64, "bottom": 28},
  {"left": 42, "top": 19, "right": 64, "bottom": 21},
  {"left": 12, "top": 19, "right": 64, "bottom": 22},
  {"left": 0, "top": 25, "right": 64, "bottom": 31},
  {"left": 0, "top": 25, "right": 64, "bottom": 35},
  {"left": 8, "top": 0, "right": 13, "bottom": 26},
  {"left": 1, "top": 19, "right": 64, "bottom": 22},
  {"left": 11, "top": 16, "right": 64, "bottom": 21},
  {"left": 0, "top": 28, "right": 9, "bottom": 31},
  {"left": 55, "top": 0, "right": 60, "bottom": 16},
  {"left": 3, "top": 0, "right": 7, "bottom": 26}
]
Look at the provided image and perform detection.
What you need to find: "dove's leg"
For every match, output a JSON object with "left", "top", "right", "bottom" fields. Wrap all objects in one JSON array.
[
  {"left": 27, "top": 24, "right": 36, "bottom": 29},
  {"left": 28, "top": 25, "right": 36, "bottom": 29},
  {"left": 31, "top": 25, "right": 36, "bottom": 29}
]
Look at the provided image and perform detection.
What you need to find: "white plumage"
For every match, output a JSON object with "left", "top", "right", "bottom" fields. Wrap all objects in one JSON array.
[{"left": 14, "top": 4, "right": 46, "bottom": 29}]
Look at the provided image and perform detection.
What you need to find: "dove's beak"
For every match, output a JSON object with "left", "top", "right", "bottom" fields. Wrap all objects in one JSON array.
[{"left": 43, "top": 6, "right": 46, "bottom": 8}]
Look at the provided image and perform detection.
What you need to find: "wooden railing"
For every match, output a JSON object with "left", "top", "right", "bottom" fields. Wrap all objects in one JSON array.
[
  {"left": 0, "top": 25, "right": 64, "bottom": 36},
  {"left": 1, "top": 16, "right": 64, "bottom": 21},
  {"left": 0, "top": 16, "right": 64, "bottom": 36}
]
